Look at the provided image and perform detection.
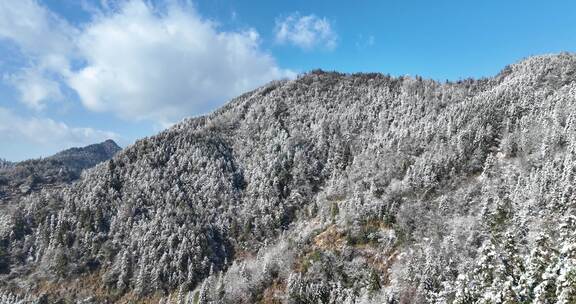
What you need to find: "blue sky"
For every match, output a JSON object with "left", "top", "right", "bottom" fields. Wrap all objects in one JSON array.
[{"left": 1, "top": 0, "right": 575, "bottom": 161}]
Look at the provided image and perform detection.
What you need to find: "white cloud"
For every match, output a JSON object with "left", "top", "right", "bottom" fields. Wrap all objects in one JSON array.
[
  {"left": 69, "top": 1, "right": 293, "bottom": 123},
  {"left": 0, "top": 0, "right": 76, "bottom": 58},
  {"left": 0, "top": 107, "right": 118, "bottom": 152},
  {"left": 0, "top": 0, "right": 294, "bottom": 124},
  {"left": 0, "top": 0, "right": 75, "bottom": 110},
  {"left": 6, "top": 68, "right": 64, "bottom": 110},
  {"left": 275, "top": 13, "right": 337, "bottom": 50}
]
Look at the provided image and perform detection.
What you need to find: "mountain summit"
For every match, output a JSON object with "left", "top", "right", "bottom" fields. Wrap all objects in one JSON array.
[{"left": 1, "top": 54, "right": 576, "bottom": 303}]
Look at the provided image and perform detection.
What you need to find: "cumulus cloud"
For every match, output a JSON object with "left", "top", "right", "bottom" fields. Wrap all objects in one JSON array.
[
  {"left": 0, "top": 107, "right": 118, "bottom": 160},
  {"left": 69, "top": 1, "right": 293, "bottom": 123},
  {"left": 0, "top": 0, "right": 294, "bottom": 124},
  {"left": 275, "top": 13, "right": 337, "bottom": 50},
  {"left": 0, "top": 0, "right": 76, "bottom": 58}
]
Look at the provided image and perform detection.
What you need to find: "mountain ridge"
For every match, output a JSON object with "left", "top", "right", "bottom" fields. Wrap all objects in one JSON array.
[{"left": 0, "top": 139, "right": 121, "bottom": 205}]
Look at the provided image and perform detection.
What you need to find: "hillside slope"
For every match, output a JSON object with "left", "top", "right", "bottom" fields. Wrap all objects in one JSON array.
[
  {"left": 0, "top": 140, "right": 121, "bottom": 204},
  {"left": 1, "top": 53, "right": 576, "bottom": 303}
]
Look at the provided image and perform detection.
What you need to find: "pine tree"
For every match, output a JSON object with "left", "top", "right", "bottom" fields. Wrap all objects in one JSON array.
[
  {"left": 116, "top": 250, "right": 131, "bottom": 291},
  {"left": 134, "top": 255, "right": 149, "bottom": 296},
  {"left": 519, "top": 233, "right": 555, "bottom": 301},
  {"left": 197, "top": 280, "right": 208, "bottom": 304},
  {"left": 555, "top": 215, "right": 576, "bottom": 303}
]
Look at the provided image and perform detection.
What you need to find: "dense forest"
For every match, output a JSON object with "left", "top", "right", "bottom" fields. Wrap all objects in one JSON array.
[{"left": 1, "top": 53, "right": 576, "bottom": 303}]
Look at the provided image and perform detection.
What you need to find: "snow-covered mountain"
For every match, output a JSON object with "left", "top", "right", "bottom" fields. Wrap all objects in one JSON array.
[
  {"left": 0, "top": 140, "right": 121, "bottom": 204},
  {"left": 1, "top": 53, "right": 576, "bottom": 303}
]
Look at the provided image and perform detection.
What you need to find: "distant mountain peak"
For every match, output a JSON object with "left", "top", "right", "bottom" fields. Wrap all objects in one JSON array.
[
  {"left": 103, "top": 138, "right": 119, "bottom": 146},
  {"left": 101, "top": 139, "right": 121, "bottom": 154},
  {"left": 0, "top": 140, "right": 122, "bottom": 203}
]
